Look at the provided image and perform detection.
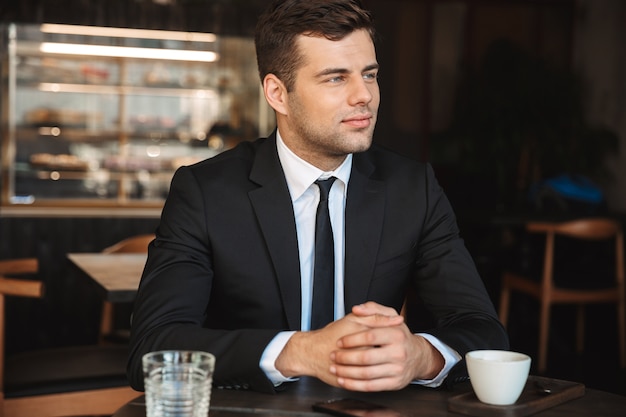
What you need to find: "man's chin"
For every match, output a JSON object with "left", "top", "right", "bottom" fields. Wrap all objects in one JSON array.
[
  {"left": 350, "top": 142, "right": 372, "bottom": 154},
  {"left": 346, "top": 135, "right": 374, "bottom": 154}
]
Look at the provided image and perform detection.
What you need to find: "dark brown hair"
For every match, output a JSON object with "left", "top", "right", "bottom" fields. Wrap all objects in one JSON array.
[{"left": 255, "top": 0, "right": 376, "bottom": 91}]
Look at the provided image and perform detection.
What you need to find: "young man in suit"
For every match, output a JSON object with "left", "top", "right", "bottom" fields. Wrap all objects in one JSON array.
[{"left": 127, "top": 0, "right": 508, "bottom": 394}]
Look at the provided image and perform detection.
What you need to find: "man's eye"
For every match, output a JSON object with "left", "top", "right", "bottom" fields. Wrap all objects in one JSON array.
[
  {"left": 328, "top": 76, "right": 344, "bottom": 83},
  {"left": 363, "top": 72, "right": 378, "bottom": 81}
]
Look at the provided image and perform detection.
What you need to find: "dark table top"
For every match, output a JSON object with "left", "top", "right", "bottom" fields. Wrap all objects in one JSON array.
[{"left": 113, "top": 376, "right": 626, "bottom": 417}]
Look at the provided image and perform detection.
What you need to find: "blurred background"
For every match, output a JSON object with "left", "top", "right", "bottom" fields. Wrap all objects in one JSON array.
[{"left": 1, "top": 0, "right": 625, "bottom": 397}]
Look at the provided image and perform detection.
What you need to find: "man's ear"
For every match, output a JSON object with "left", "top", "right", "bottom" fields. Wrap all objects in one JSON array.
[{"left": 263, "top": 74, "right": 288, "bottom": 116}]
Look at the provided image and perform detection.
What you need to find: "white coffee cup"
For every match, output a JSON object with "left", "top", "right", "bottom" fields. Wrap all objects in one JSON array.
[{"left": 466, "top": 350, "right": 531, "bottom": 406}]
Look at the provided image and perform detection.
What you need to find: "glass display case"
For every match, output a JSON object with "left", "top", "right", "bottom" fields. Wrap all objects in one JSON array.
[{"left": 0, "top": 23, "right": 274, "bottom": 213}]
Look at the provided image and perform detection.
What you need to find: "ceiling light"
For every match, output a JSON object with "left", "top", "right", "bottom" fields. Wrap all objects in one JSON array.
[
  {"left": 39, "top": 42, "right": 219, "bottom": 62},
  {"left": 39, "top": 23, "right": 217, "bottom": 43}
]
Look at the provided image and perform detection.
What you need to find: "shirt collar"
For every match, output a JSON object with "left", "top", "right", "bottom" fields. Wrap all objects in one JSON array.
[{"left": 276, "top": 129, "right": 352, "bottom": 202}]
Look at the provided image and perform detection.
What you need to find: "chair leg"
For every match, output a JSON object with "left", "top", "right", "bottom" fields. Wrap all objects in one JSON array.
[
  {"left": 576, "top": 305, "right": 585, "bottom": 355},
  {"left": 618, "top": 297, "right": 626, "bottom": 368},
  {"left": 499, "top": 277, "right": 511, "bottom": 328},
  {"left": 538, "top": 298, "right": 551, "bottom": 374},
  {"left": 99, "top": 301, "right": 114, "bottom": 344}
]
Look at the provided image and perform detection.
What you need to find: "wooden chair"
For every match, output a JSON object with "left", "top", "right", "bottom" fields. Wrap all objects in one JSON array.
[
  {"left": 0, "top": 259, "right": 38, "bottom": 277},
  {"left": 99, "top": 234, "right": 154, "bottom": 344},
  {"left": 102, "top": 234, "right": 154, "bottom": 255},
  {"left": 0, "top": 258, "right": 138, "bottom": 417},
  {"left": 499, "top": 218, "right": 626, "bottom": 373}
]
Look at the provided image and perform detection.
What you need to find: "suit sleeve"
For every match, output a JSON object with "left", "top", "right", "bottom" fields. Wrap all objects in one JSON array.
[
  {"left": 126, "top": 166, "right": 278, "bottom": 394},
  {"left": 414, "top": 164, "right": 509, "bottom": 383}
]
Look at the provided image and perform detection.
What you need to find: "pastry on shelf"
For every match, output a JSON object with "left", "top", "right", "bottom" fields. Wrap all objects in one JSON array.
[
  {"left": 24, "top": 107, "right": 102, "bottom": 128},
  {"left": 29, "top": 153, "right": 90, "bottom": 171}
]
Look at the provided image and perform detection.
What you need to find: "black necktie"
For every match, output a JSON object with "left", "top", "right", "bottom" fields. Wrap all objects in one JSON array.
[{"left": 311, "top": 177, "right": 336, "bottom": 330}]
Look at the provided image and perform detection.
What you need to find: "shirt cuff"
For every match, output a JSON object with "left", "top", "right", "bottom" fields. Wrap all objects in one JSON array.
[
  {"left": 411, "top": 333, "right": 462, "bottom": 388},
  {"left": 260, "top": 331, "right": 299, "bottom": 386}
]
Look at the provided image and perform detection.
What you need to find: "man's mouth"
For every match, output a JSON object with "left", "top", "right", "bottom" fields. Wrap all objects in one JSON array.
[{"left": 343, "top": 114, "right": 372, "bottom": 129}]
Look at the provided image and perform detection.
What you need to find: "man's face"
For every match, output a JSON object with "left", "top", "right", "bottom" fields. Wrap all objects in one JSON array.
[{"left": 280, "top": 29, "right": 380, "bottom": 170}]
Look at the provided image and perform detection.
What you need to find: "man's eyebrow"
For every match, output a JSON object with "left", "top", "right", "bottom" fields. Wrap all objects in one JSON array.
[
  {"left": 314, "top": 63, "right": 379, "bottom": 78},
  {"left": 314, "top": 67, "right": 350, "bottom": 78}
]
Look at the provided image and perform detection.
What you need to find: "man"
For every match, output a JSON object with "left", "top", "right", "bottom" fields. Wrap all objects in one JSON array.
[{"left": 127, "top": 0, "right": 508, "bottom": 394}]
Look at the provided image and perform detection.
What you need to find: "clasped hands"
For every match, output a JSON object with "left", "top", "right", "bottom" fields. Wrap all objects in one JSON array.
[{"left": 275, "top": 301, "right": 444, "bottom": 392}]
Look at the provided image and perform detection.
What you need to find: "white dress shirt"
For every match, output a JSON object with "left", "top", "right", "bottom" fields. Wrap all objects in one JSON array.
[{"left": 260, "top": 130, "right": 460, "bottom": 387}]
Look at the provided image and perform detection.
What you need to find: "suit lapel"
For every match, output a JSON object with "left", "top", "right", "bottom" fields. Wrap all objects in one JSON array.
[
  {"left": 248, "top": 134, "right": 302, "bottom": 330},
  {"left": 344, "top": 153, "right": 385, "bottom": 312}
]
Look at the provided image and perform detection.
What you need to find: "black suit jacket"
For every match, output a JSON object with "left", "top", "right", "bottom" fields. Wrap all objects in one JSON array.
[{"left": 127, "top": 132, "right": 508, "bottom": 393}]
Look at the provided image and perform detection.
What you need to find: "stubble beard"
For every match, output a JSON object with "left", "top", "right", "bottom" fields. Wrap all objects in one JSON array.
[{"left": 293, "top": 111, "right": 377, "bottom": 160}]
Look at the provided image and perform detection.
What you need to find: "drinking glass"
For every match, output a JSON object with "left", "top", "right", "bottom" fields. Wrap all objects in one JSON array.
[{"left": 143, "top": 350, "right": 215, "bottom": 417}]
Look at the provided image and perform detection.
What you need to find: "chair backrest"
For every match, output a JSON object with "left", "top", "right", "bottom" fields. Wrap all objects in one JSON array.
[
  {"left": 102, "top": 234, "right": 154, "bottom": 254},
  {"left": 526, "top": 218, "right": 624, "bottom": 287},
  {"left": 528, "top": 218, "right": 623, "bottom": 241},
  {"left": 0, "top": 260, "right": 44, "bottom": 396},
  {"left": 0, "top": 259, "right": 38, "bottom": 277},
  {"left": 0, "top": 257, "right": 41, "bottom": 362}
]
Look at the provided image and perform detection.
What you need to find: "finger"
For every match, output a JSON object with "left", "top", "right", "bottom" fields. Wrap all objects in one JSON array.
[
  {"left": 333, "top": 343, "right": 380, "bottom": 365},
  {"left": 337, "top": 329, "right": 379, "bottom": 350},
  {"left": 352, "top": 302, "right": 400, "bottom": 317},
  {"left": 330, "top": 346, "right": 414, "bottom": 391},
  {"left": 335, "top": 333, "right": 408, "bottom": 364},
  {"left": 337, "top": 324, "right": 405, "bottom": 351},
  {"left": 336, "top": 374, "right": 406, "bottom": 392},
  {"left": 332, "top": 356, "right": 409, "bottom": 383},
  {"left": 348, "top": 313, "right": 404, "bottom": 329}
]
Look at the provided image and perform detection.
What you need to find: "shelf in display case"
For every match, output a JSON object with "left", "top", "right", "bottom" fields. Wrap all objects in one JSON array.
[
  {"left": 25, "top": 82, "right": 221, "bottom": 99},
  {"left": 16, "top": 124, "right": 211, "bottom": 143},
  {"left": 15, "top": 127, "right": 120, "bottom": 142},
  {"left": 1, "top": 23, "right": 275, "bottom": 213}
]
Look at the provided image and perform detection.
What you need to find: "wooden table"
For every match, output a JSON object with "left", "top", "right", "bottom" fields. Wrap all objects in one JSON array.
[
  {"left": 68, "top": 253, "right": 147, "bottom": 303},
  {"left": 112, "top": 376, "right": 626, "bottom": 417}
]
